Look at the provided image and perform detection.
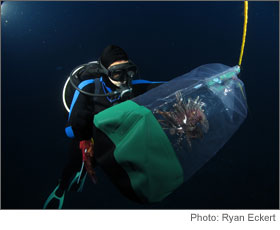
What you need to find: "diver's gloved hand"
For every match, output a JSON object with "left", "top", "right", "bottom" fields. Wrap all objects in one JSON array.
[
  {"left": 79, "top": 139, "right": 97, "bottom": 184},
  {"left": 79, "top": 140, "right": 93, "bottom": 159},
  {"left": 43, "top": 184, "right": 65, "bottom": 209}
]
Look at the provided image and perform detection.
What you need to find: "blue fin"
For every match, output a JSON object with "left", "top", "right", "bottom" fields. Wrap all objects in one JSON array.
[
  {"left": 43, "top": 185, "right": 65, "bottom": 209},
  {"left": 67, "top": 170, "right": 87, "bottom": 192}
]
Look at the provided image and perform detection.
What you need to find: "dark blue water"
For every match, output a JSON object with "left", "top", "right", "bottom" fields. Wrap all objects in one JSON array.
[{"left": 1, "top": 1, "right": 279, "bottom": 209}]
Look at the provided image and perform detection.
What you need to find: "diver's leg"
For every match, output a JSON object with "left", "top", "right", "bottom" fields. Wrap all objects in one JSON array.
[
  {"left": 59, "top": 139, "right": 83, "bottom": 191},
  {"left": 43, "top": 139, "right": 83, "bottom": 209}
]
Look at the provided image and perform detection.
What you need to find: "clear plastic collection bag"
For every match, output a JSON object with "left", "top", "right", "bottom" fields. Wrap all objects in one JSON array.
[{"left": 133, "top": 63, "right": 248, "bottom": 181}]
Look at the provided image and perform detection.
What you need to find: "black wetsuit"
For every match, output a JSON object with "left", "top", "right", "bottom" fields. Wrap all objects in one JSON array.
[{"left": 60, "top": 61, "right": 163, "bottom": 192}]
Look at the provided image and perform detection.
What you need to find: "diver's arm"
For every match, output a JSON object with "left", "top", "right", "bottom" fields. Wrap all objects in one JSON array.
[
  {"left": 132, "top": 80, "right": 166, "bottom": 97},
  {"left": 65, "top": 82, "right": 95, "bottom": 140},
  {"left": 144, "top": 82, "right": 164, "bottom": 91}
]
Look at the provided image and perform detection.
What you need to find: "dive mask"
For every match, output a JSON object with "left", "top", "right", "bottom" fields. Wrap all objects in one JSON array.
[
  {"left": 107, "top": 61, "right": 138, "bottom": 82},
  {"left": 98, "top": 58, "right": 138, "bottom": 82}
]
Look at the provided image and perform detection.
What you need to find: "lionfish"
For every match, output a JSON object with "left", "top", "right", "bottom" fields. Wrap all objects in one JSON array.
[{"left": 154, "top": 91, "right": 209, "bottom": 149}]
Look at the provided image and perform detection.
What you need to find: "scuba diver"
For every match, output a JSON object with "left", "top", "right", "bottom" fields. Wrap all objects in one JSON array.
[{"left": 44, "top": 45, "right": 164, "bottom": 209}]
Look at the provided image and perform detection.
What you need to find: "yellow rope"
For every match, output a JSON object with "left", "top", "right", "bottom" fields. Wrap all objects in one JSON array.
[{"left": 238, "top": 1, "right": 248, "bottom": 67}]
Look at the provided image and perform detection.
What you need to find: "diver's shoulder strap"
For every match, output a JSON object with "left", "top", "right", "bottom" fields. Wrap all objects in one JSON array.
[
  {"left": 93, "top": 77, "right": 101, "bottom": 104},
  {"left": 94, "top": 77, "right": 101, "bottom": 95}
]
